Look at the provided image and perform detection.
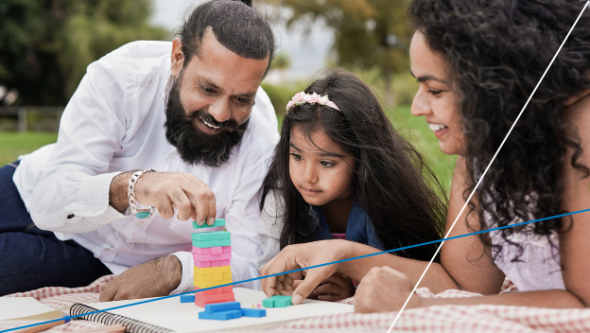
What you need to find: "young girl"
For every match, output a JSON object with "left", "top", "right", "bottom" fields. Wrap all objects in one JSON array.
[
  {"left": 257, "top": 69, "right": 447, "bottom": 301},
  {"left": 259, "top": 0, "right": 590, "bottom": 311}
]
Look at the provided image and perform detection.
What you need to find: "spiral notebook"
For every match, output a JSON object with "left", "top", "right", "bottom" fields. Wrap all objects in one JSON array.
[{"left": 81, "top": 288, "right": 353, "bottom": 332}]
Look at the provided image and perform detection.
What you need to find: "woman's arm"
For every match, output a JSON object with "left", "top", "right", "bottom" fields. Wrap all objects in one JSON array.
[
  {"left": 354, "top": 97, "right": 590, "bottom": 312},
  {"left": 558, "top": 95, "right": 590, "bottom": 307},
  {"left": 261, "top": 157, "right": 506, "bottom": 302}
]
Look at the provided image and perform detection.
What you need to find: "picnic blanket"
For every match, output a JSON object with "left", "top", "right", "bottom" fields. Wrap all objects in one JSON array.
[{"left": 3, "top": 276, "right": 590, "bottom": 333}]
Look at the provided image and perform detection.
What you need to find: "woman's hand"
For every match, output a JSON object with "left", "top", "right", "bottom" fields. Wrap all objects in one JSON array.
[
  {"left": 260, "top": 240, "right": 350, "bottom": 305},
  {"left": 313, "top": 273, "right": 355, "bottom": 302},
  {"left": 354, "top": 266, "right": 424, "bottom": 313}
]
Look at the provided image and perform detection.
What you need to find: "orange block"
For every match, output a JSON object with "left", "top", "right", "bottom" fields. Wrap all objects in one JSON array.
[{"left": 194, "top": 291, "right": 235, "bottom": 308}]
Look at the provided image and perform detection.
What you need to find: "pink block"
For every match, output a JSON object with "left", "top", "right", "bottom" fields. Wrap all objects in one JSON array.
[
  {"left": 193, "top": 246, "right": 231, "bottom": 255},
  {"left": 192, "top": 246, "right": 232, "bottom": 261},
  {"left": 194, "top": 259, "right": 231, "bottom": 268}
]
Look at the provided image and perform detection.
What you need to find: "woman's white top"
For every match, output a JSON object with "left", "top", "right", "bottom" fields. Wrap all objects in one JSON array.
[{"left": 486, "top": 204, "right": 566, "bottom": 292}]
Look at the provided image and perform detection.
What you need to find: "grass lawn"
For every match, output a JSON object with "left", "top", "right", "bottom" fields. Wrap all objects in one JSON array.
[
  {"left": 388, "top": 106, "right": 457, "bottom": 199},
  {"left": 0, "top": 107, "right": 455, "bottom": 198},
  {"left": 0, "top": 132, "right": 58, "bottom": 166}
]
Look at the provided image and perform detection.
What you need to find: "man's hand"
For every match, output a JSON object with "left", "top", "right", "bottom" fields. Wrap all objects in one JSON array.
[
  {"left": 99, "top": 256, "right": 182, "bottom": 302},
  {"left": 313, "top": 273, "right": 355, "bottom": 302},
  {"left": 354, "top": 266, "right": 423, "bottom": 313},
  {"left": 110, "top": 171, "right": 217, "bottom": 225}
]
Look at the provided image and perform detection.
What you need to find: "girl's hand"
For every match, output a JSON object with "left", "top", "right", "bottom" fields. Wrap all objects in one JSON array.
[
  {"left": 260, "top": 240, "right": 349, "bottom": 304},
  {"left": 354, "top": 266, "right": 424, "bottom": 313},
  {"left": 313, "top": 273, "right": 355, "bottom": 302}
]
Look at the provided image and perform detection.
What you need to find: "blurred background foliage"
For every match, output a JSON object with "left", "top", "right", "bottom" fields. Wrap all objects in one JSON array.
[
  {"left": 261, "top": 0, "right": 412, "bottom": 105},
  {"left": 0, "top": 0, "right": 456, "bottom": 197},
  {"left": 0, "top": 0, "right": 168, "bottom": 105}
]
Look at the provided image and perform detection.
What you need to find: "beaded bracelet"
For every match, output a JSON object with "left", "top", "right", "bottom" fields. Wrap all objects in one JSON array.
[{"left": 128, "top": 169, "right": 156, "bottom": 219}]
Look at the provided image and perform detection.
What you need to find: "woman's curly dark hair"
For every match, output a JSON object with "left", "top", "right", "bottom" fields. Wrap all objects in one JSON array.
[{"left": 409, "top": 0, "right": 590, "bottom": 261}]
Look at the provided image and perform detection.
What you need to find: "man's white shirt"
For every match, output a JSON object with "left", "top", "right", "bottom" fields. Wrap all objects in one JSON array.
[{"left": 12, "top": 41, "right": 280, "bottom": 293}]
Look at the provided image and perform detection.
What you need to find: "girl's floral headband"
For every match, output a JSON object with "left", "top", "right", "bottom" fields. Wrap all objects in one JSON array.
[{"left": 286, "top": 92, "right": 341, "bottom": 112}]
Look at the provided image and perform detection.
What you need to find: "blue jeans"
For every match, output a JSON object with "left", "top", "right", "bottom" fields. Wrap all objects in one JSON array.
[{"left": 0, "top": 161, "right": 111, "bottom": 295}]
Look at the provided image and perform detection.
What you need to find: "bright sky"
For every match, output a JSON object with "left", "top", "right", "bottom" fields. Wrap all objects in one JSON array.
[{"left": 150, "top": 0, "right": 334, "bottom": 82}]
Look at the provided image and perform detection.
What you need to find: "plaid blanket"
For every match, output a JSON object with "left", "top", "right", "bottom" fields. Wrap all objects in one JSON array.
[{"left": 3, "top": 276, "right": 590, "bottom": 333}]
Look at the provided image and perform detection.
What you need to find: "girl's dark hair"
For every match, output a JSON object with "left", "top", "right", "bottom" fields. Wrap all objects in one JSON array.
[
  {"left": 409, "top": 0, "right": 590, "bottom": 261},
  {"left": 261, "top": 69, "right": 446, "bottom": 262}
]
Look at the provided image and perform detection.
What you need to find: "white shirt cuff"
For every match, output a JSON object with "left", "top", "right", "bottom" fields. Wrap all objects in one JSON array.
[{"left": 169, "top": 251, "right": 194, "bottom": 295}]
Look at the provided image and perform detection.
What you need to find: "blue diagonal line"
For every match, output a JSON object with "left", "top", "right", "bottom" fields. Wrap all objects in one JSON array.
[{"left": 2, "top": 207, "right": 588, "bottom": 333}]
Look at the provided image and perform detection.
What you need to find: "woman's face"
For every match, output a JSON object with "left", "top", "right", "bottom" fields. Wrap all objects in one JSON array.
[{"left": 409, "top": 30, "right": 466, "bottom": 156}]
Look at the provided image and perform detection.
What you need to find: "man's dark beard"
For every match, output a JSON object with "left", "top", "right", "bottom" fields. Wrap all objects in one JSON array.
[{"left": 164, "top": 77, "right": 248, "bottom": 167}]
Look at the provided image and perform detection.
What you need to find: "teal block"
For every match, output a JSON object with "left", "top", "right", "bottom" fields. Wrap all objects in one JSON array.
[
  {"left": 274, "top": 296, "right": 292, "bottom": 307},
  {"left": 192, "top": 238, "right": 231, "bottom": 248},
  {"left": 191, "top": 231, "right": 231, "bottom": 242},
  {"left": 193, "top": 219, "right": 226, "bottom": 229},
  {"left": 135, "top": 212, "right": 151, "bottom": 219},
  {"left": 262, "top": 295, "right": 292, "bottom": 308}
]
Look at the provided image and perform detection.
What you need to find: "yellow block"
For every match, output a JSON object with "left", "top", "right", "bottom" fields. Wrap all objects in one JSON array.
[
  {"left": 194, "top": 276, "right": 233, "bottom": 289},
  {"left": 194, "top": 266, "right": 231, "bottom": 276},
  {"left": 193, "top": 266, "right": 232, "bottom": 286}
]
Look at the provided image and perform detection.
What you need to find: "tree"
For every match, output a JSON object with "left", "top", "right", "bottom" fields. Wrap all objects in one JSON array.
[
  {"left": 261, "top": 0, "right": 412, "bottom": 105},
  {"left": 0, "top": 0, "right": 168, "bottom": 106}
]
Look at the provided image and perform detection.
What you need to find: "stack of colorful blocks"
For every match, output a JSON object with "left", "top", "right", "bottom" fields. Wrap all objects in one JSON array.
[{"left": 192, "top": 218, "right": 235, "bottom": 307}]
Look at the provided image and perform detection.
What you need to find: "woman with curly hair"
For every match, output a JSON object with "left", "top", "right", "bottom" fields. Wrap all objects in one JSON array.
[{"left": 260, "top": 0, "right": 590, "bottom": 311}]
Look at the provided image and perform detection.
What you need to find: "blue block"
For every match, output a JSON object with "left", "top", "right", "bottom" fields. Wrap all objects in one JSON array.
[
  {"left": 198, "top": 309, "right": 242, "bottom": 321},
  {"left": 241, "top": 308, "right": 266, "bottom": 318},
  {"left": 180, "top": 294, "right": 195, "bottom": 303},
  {"left": 205, "top": 301, "right": 241, "bottom": 313}
]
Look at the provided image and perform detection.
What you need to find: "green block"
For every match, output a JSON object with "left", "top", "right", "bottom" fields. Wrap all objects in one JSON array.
[
  {"left": 274, "top": 296, "right": 292, "bottom": 307},
  {"left": 192, "top": 238, "right": 231, "bottom": 248},
  {"left": 193, "top": 219, "right": 226, "bottom": 229},
  {"left": 262, "top": 295, "right": 292, "bottom": 308},
  {"left": 191, "top": 231, "right": 231, "bottom": 242}
]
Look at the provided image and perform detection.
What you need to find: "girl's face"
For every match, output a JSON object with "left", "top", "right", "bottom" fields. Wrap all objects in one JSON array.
[
  {"left": 409, "top": 30, "right": 466, "bottom": 156},
  {"left": 289, "top": 125, "right": 356, "bottom": 207}
]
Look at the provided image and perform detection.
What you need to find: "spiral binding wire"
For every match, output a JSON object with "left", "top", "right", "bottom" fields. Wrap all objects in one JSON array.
[{"left": 70, "top": 303, "right": 173, "bottom": 333}]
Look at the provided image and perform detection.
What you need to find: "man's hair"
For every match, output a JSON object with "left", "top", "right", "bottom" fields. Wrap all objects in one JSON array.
[{"left": 177, "top": 0, "right": 275, "bottom": 74}]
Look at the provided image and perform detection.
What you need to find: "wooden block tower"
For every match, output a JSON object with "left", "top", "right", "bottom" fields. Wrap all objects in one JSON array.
[{"left": 192, "top": 218, "right": 235, "bottom": 307}]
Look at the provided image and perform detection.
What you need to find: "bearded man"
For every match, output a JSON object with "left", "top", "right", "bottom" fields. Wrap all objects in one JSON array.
[{"left": 0, "top": 0, "right": 278, "bottom": 300}]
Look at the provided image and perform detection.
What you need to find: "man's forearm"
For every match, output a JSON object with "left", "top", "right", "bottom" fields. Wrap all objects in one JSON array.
[{"left": 110, "top": 171, "right": 133, "bottom": 213}]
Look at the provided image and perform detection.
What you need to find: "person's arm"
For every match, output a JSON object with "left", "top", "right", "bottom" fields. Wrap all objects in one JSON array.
[
  {"left": 223, "top": 149, "right": 276, "bottom": 290},
  {"left": 261, "top": 157, "right": 504, "bottom": 303},
  {"left": 30, "top": 55, "right": 216, "bottom": 234},
  {"left": 353, "top": 97, "right": 590, "bottom": 312},
  {"left": 257, "top": 190, "right": 284, "bottom": 271}
]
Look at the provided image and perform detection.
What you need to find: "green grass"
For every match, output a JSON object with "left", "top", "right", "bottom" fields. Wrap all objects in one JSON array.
[
  {"left": 388, "top": 106, "right": 457, "bottom": 198},
  {"left": 0, "top": 133, "right": 58, "bottom": 166}
]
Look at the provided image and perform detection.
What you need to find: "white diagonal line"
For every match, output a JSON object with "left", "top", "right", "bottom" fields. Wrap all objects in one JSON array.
[{"left": 387, "top": 2, "right": 589, "bottom": 331}]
